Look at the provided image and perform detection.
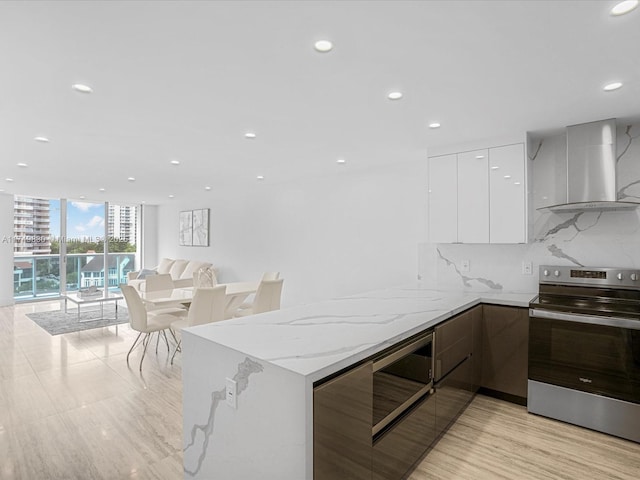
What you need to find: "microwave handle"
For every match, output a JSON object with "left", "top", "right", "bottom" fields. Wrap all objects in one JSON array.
[{"left": 373, "top": 332, "right": 433, "bottom": 372}]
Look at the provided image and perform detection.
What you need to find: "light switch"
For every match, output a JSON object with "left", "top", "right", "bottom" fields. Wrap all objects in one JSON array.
[
  {"left": 461, "top": 260, "right": 470, "bottom": 273},
  {"left": 522, "top": 261, "right": 533, "bottom": 275},
  {"left": 226, "top": 378, "right": 237, "bottom": 409}
]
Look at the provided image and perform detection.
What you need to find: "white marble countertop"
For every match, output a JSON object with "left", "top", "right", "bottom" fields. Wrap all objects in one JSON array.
[{"left": 186, "top": 284, "right": 536, "bottom": 383}]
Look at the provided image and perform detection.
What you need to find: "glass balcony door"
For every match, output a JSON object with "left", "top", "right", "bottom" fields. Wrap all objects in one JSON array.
[
  {"left": 14, "top": 197, "right": 139, "bottom": 301},
  {"left": 62, "top": 200, "right": 108, "bottom": 293}
]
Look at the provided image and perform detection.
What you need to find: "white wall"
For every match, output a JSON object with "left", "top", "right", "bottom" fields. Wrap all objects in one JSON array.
[
  {"left": 139, "top": 204, "right": 158, "bottom": 269},
  {"left": 156, "top": 160, "right": 428, "bottom": 306},
  {"left": 0, "top": 193, "right": 15, "bottom": 305}
]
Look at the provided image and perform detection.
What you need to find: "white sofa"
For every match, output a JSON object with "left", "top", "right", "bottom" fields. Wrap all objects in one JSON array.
[{"left": 127, "top": 257, "right": 213, "bottom": 291}]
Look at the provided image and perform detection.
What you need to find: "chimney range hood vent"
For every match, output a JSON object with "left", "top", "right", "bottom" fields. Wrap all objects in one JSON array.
[{"left": 539, "top": 118, "right": 640, "bottom": 213}]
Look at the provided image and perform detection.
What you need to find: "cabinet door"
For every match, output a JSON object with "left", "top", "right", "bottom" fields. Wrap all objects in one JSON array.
[
  {"left": 434, "top": 310, "right": 473, "bottom": 381},
  {"left": 489, "top": 144, "right": 526, "bottom": 243},
  {"left": 435, "top": 356, "right": 474, "bottom": 437},
  {"left": 314, "top": 362, "right": 372, "bottom": 480},
  {"left": 481, "top": 305, "right": 529, "bottom": 399},
  {"left": 428, "top": 154, "right": 458, "bottom": 243},
  {"left": 471, "top": 305, "right": 483, "bottom": 391},
  {"left": 457, "top": 149, "right": 489, "bottom": 243}
]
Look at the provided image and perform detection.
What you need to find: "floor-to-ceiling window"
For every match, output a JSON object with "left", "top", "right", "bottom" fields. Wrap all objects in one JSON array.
[
  {"left": 13, "top": 196, "right": 139, "bottom": 301},
  {"left": 105, "top": 203, "right": 137, "bottom": 288},
  {"left": 13, "top": 196, "right": 59, "bottom": 299}
]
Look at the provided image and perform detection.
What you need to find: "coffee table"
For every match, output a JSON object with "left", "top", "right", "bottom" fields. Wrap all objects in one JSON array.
[{"left": 62, "top": 291, "right": 124, "bottom": 328}]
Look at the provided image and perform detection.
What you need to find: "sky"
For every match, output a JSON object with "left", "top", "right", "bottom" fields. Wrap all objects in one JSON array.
[{"left": 49, "top": 200, "right": 106, "bottom": 241}]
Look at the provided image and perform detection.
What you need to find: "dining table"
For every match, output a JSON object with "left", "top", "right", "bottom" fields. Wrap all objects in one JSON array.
[{"left": 138, "top": 281, "right": 259, "bottom": 319}]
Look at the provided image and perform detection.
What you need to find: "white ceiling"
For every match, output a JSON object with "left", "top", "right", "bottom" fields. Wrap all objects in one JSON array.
[{"left": 1, "top": 0, "right": 639, "bottom": 205}]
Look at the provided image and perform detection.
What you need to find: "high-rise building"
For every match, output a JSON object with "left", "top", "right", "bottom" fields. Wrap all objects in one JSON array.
[
  {"left": 13, "top": 196, "right": 51, "bottom": 255},
  {"left": 108, "top": 204, "right": 137, "bottom": 245}
]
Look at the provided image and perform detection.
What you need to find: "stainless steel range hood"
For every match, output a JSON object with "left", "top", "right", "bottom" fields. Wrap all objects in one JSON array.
[{"left": 542, "top": 118, "right": 639, "bottom": 213}]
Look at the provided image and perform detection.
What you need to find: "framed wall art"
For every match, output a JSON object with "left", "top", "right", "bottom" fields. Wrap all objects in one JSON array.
[{"left": 179, "top": 208, "right": 209, "bottom": 246}]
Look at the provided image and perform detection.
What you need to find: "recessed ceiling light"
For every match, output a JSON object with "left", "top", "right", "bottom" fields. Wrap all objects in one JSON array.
[
  {"left": 428, "top": 123, "right": 441, "bottom": 129},
  {"left": 34, "top": 136, "right": 50, "bottom": 143},
  {"left": 337, "top": 158, "right": 346, "bottom": 164},
  {"left": 603, "top": 82, "right": 623, "bottom": 91},
  {"left": 99, "top": 188, "right": 105, "bottom": 192},
  {"left": 491, "top": 166, "right": 499, "bottom": 170},
  {"left": 205, "top": 186, "right": 212, "bottom": 191},
  {"left": 314, "top": 40, "right": 333, "bottom": 53},
  {"left": 611, "top": 0, "right": 638, "bottom": 16},
  {"left": 141, "top": 200, "right": 146, "bottom": 204},
  {"left": 504, "top": 175, "right": 512, "bottom": 179},
  {"left": 79, "top": 195, "right": 86, "bottom": 199},
  {"left": 127, "top": 177, "right": 136, "bottom": 182},
  {"left": 72, "top": 83, "right": 93, "bottom": 93},
  {"left": 168, "top": 194, "right": 175, "bottom": 199},
  {"left": 170, "top": 160, "right": 180, "bottom": 165},
  {"left": 256, "top": 175, "right": 265, "bottom": 180},
  {"left": 17, "top": 162, "right": 28, "bottom": 168},
  {"left": 387, "top": 91, "right": 403, "bottom": 100},
  {"left": 5, "top": 178, "right": 14, "bottom": 182},
  {"left": 244, "top": 132, "right": 256, "bottom": 139},
  {"left": 475, "top": 155, "right": 485, "bottom": 159},
  {"left": 514, "top": 182, "right": 522, "bottom": 185}
]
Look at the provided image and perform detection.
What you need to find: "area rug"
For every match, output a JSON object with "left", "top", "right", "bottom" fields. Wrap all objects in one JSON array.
[{"left": 26, "top": 305, "right": 129, "bottom": 336}]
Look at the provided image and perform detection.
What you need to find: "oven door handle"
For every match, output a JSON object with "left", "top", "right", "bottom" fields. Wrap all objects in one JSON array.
[{"left": 530, "top": 308, "right": 640, "bottom": 330}]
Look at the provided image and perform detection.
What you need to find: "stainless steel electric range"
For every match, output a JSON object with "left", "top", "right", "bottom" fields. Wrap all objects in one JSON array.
[{"left": 528, "top": 265, "right": 640, "bottom": 443}]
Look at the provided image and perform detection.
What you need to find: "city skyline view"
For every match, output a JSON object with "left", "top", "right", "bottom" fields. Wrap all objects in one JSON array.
[{"left": 14, "top": 197, "right": 137, "bottom": 255}]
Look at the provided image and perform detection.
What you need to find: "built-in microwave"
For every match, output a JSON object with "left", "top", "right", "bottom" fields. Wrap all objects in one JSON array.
[{"left": 372, "top": 331, "right": 434, "bottom": 436}]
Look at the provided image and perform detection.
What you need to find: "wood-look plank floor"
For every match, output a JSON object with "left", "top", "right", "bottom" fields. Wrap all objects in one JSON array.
[
  {"left": 409, "top": 394, "right": 640, "bottom": 480},
  {"left": 2, "top": 301, "right": 640, "bottom": 479}
]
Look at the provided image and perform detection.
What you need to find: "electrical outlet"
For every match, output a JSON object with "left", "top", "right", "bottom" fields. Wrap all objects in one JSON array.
[
  {"left": 522, "top": 261, "right": 533, "bottom": 275},
  {"left": 226, "top": 378, "right": 237, "bottom": 409},
  {"left": 461, "top": 259, "right": 470, "bottom": 273}
]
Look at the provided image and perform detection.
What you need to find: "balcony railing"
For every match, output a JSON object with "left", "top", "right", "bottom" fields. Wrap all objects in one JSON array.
[{"left": 13, "top": 253, "right": 137, "bottom": 301}]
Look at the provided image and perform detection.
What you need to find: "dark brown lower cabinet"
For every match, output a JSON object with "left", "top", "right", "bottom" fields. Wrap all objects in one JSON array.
[
  {"left": 435, "top": 355, "right": 474, "bottom": 437},
  {"left": 313, "top": 362, "right": 373, "bottom": 480},
  {"left": 372, "top": 393, "right": 436, "bottom": 480},
  {"left": 481, "top": 305, "right": 529, "bottom": 399},
  {"left": 471, "top": 305, "right": 483, "bottom": 391},
  {"left": 313, "top": 304, "right": 529, "bottom": 480}
]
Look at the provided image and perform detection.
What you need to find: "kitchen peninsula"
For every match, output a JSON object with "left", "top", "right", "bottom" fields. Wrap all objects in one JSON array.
[{"left": 181, "top": 285, "right": 534, "bottom": 479}]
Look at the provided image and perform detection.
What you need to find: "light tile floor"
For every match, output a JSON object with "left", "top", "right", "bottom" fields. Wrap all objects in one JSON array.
[{"left": 0, "top": 300, "right": 183, "bottom": 479}]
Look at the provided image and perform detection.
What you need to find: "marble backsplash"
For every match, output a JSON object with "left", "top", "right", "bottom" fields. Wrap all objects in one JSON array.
[{"left": 419, "top": 122, "right": 640, "bottom": 293}]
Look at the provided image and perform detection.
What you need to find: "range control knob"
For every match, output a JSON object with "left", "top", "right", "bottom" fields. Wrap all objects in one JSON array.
[
  {"left": 554, "top": 270, "right": 560, "bottom": 277},
  {"left": 543, "top": 269, "right": 550, "bottom": 277},
  {"left": 631, "top": 273, "right": 638, "bottom": 281},
  {"left": 617, "top": 273, "right": 624, "bottom": 281}
]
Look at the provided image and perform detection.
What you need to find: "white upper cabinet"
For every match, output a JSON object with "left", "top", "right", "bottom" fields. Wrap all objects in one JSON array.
[
  {"left": 457, "top": 149, "right": 489, "bottom": 243},
  {"left": 428, "top": 154, "right": 458, "bottom": 243},
  {"left": 428, "top": 142, "right": 527, "bottom": 244},
  {"left": 489, "top": 143, "right": 526, "bottom": 243}
]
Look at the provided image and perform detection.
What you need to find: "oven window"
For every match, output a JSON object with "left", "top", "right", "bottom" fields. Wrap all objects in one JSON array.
[
  {"left": 373, "top": 344, "right": 432, "bottom": 427},
  {"left": 529, "top": 317, "right": 640, "bottom": 403}
]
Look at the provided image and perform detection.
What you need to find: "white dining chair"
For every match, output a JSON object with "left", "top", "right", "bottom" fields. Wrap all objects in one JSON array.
[
  {"left": 193, "top": 266, "right": 218, "bottom": 288},
  {"left": 237, "top": 272, "right": 280, "bottom": 310},
  {"left": 121, "top": 285, "right": 186, "bottom": 371},
  {"left": 144, "top": 273, "right": 175, "bottom": 292},
  {"left": 233, "top": 278, "right": 283, "bottom": 317},
  {"left": 169, "top": 285, "right": 227, "bottom": 364},
  {"left": 141, "top": 272, "right": 188, "bottom": 312}
]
